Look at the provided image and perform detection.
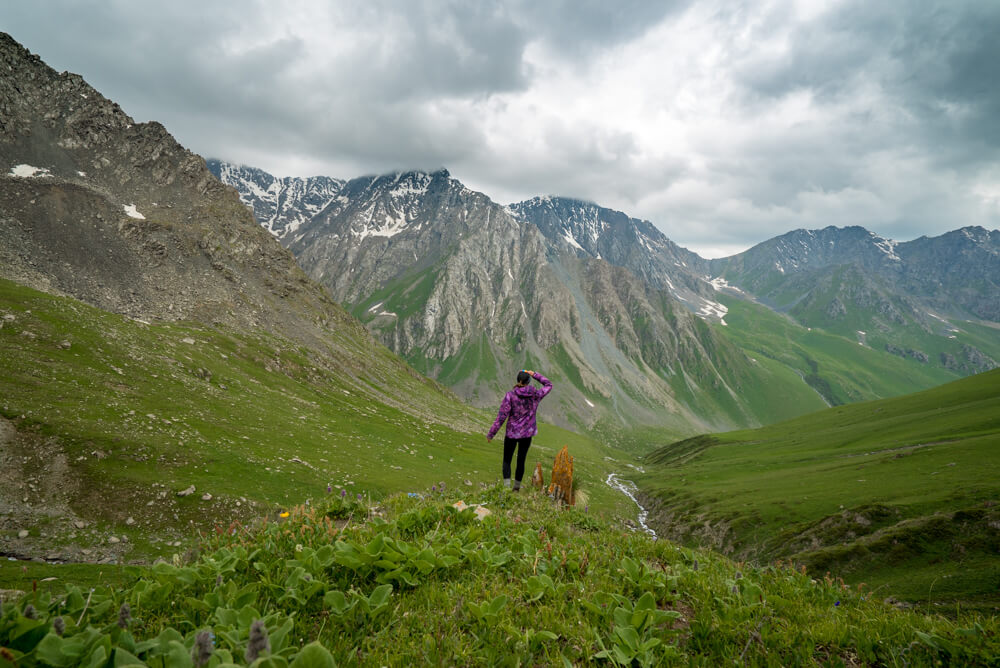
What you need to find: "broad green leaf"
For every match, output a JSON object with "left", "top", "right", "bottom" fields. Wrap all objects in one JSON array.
[
  {"left": 368, "top": 584, "right": 393, "bottom": 609},
  {"left": 269, "top": 617, "right": 295, "bottom": 653},
  {"left": 323, "top": 590, "right": 350, "bottom": 616},
  {"left": 487, "top": 595, "right": 508, "bottom": 616},
  {"left": 8, "top": 617, "right": 48, "bottom": 652},
  {"left": 289, "top": 642, "right": 336, "bottom": 668},
  {"left": 36, "top": 634, "right": 75, "bottom": 668},
  {"left": 634, "top": 592, "right": 656, "bottom": 613},
  {"left": 113, "top": 646, "right": 144, "bottom": 667},
  {"left": 614, "top": 625, "right": 641, "bottom": 652}
]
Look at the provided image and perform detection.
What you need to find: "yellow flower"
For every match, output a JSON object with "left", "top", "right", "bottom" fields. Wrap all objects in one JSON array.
[{"left": 279, "top": 511, "right": 290, "bottom": 518}]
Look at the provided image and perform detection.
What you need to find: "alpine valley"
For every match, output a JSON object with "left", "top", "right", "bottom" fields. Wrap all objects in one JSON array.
[
  {"left": 209, "top": 161, "right": 1000, "bottom": 438},
  {"left": 3, "top": 30, "right": 1000, "bottom": 663}
]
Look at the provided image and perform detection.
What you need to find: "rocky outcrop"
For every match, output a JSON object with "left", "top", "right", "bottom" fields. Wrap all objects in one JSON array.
[{"left": 0, "top": 32, "right": 347, "bottom": 342}]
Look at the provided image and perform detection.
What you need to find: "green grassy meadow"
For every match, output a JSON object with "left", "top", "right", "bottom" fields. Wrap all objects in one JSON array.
[
  {"left": 4, "top": 489, "right": 998, "bottom": 666},
  {"left": 637, "top": 368, "right": 1000, "bottom": 609},
  {"left": 0, "top": 279, "right": 634, "bottom": 565}
]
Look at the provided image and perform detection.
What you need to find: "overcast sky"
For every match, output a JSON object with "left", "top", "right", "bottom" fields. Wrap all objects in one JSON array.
[{"left": 4, "top": 1, "right": 999, "bottom": 257}]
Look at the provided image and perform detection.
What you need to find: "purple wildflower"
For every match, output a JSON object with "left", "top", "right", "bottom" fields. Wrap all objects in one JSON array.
[
  {"left": 53, "top": 616, "right": 65, "bottom": 636},
  {"left": 327, "top": 484, "right": 332, "bottom": 494},
  {"left": 246, "top": 620, "right": 270, "bottom": 662},
  {"left": 341, "top": 489, "right": 346, "bottom": 498},
  {"left": 117, "top": 602, "right": 131, "bottom": 629},
  {"left": 192, "top": 629, "right": 214, "bottom": 667}
]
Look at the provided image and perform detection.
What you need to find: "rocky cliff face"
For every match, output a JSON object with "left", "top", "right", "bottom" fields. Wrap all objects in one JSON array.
[{"left": 0, "top": 32, "right": 340, "bottom": 342}]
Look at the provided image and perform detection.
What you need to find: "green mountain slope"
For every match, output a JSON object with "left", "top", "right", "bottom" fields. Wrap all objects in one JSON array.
[
  {"left": 716, "top": 295, "right": 958, "bottom": 405},
  {"left": 636, "top": 368, "right": 1000, "bottom": 609},
  {"left": 0, "top": 279, "right": 632, "bottom": 564}
]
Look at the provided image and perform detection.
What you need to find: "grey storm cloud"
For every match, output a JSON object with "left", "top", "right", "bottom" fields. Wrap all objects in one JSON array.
[{"left": 2, "top": 0, "right": 997, "bottom": 257}]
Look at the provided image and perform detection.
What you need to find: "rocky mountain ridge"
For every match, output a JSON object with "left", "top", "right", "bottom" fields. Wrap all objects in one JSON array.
[
  {"left": 711, "top": 225, "right": 999, "bottom": 374},
  {"left": 212, "top": 159, "right": 1000, "bottom": 426},
  {"left": 213, "top": 162, "right": 837, "bottom": 432},
  {"left": 205, "top": 159, "right": 345, "bottom": 240},
  {"left": 711, "top": 224, "right": 1000, "bottom": 322}
]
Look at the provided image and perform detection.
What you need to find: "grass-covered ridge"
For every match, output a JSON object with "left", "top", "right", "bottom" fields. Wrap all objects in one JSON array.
[
  {"left": 637, "top": 368, "right": 1000, "bottom": 610},
  {"left": 716, "top": 295, "right": 959, "bottom": 407},
  {"left": 0, "top": 278, "right": 632, "bottom": 564},
  {"left": 3, "top": 489, "right": 998, "bottom": 666}
]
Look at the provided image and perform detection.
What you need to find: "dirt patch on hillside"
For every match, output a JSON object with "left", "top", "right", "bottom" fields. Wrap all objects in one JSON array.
[{"left": 0, "top": 416, "right": 125, "bottom": 564}]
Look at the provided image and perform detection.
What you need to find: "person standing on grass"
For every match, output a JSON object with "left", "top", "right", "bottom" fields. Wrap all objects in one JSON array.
[{"left": 487, "top": 369, "right": 552, "bottom": 491}]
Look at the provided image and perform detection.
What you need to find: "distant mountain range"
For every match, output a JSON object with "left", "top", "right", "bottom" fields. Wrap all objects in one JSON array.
[
  {"left": 209, "top": 161, "right": 1000, "bottom": 433},
  {"left": 0, "top": 24, "right": 995, "bottom": 442}
]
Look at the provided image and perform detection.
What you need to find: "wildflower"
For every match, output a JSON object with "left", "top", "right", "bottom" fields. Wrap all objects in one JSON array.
[
  {"left": 731, "top": 585, "right": 739, "bottom": 595},
  {"left": 246, "top": 620, "right": 270, "bottom": 662},
  {"left": 327, "top": 484, "right": 332, "bottom": 494},
  {"left": 735, "top": 571, "right": 743, "bottom": 580},
  {"left": 357, "top": 493, "right": 362, "bottom": 500},
  {"left": 117, "top": 602, "right": 131, "bottom": 629},
  {"left": 295, "top": 543, "right": 303, "bottom": 553},
  {"left": 192, "top": 629, "right": 214, "bottom": 667},
  {"left": 692, "top": 560, "right": 699, "bottom": 572},
  {"left": 432, "top": 485, "right": 437, "bottom": 493},
  {"left": 341, "top": 488, "right": 347, "bottom": 498},
  {"left": 835, "top": 600, "right": 840, "bottom": 607},
  {"left": 23, "top": 604, "right": 36, "bottom": 620},
  {"left": 279, "top": 511, "right": 290, "bottom": 518},
  {"left": 53, "top": 616, "right": 65, "bottom": 636}
]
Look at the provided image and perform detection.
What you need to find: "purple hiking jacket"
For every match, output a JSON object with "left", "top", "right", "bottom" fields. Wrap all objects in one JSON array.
[{"left": 487, "top": 373, "right": 552, "bottom": 440}]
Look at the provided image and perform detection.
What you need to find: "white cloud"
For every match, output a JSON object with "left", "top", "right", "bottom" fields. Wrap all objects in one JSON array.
[{"left": 3, "top": 0, "right": 998, "bottom": 257}]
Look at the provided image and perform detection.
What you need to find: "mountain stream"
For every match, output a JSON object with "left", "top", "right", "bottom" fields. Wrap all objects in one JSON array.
[{"left": 605, "top": 473, "right": 657, "bottom": 539}]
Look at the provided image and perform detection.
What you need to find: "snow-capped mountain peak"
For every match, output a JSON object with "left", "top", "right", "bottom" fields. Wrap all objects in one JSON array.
[{"left": 206, "top": 159, "right": 345, "bottom": 240}]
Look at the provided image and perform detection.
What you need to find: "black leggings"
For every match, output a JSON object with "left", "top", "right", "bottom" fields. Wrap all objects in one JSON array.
[{"left": 503, "top": 436, "right": 532, "bottom": 482}]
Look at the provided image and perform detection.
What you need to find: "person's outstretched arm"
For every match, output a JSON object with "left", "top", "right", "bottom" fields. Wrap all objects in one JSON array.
[{"left": 487, "top": 393, "right": 511, "bottom": 441}]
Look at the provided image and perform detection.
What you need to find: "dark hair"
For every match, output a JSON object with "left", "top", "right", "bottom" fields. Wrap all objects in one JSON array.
[{"left": 516, "top": 371, "right": 531, "bottom": 385}]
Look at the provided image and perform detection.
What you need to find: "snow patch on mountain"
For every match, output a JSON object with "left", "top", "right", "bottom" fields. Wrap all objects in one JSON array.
[
  {"left": 871, "top": 232, "right": 901, "bottom": 261},
  {"left": 562, "top": 230, "right": 585, "bottom": 251},
  {"left": 9, "top": 164, "right": 51, "bottom": 178},
  {"left": 123, "top": 204, "right": 145, "bottom": 220},
  {"left": 697, "top": 299, "right": 728, "bottom": 325},
  {"left": 709, "top": 277, "right": 744, "bottom": 293}
]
